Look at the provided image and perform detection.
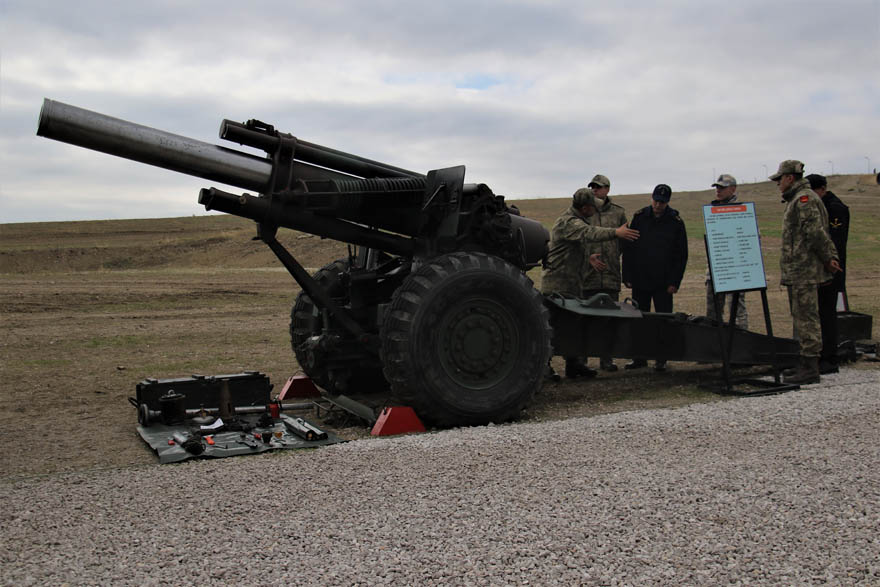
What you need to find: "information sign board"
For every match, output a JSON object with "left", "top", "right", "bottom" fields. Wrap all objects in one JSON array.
[{"left": 702, "top": 202, "right": 767, "bottom": 293}]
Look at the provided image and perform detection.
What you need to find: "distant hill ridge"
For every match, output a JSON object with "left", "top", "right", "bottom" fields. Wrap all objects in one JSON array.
[{"left": 1, "top": 175, "right": 877, "bottom": 275}]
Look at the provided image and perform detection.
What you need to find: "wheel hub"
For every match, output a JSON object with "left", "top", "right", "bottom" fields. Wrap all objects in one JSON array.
[{"left": 439, "top": 300, "right": 517, "bottom": 389}]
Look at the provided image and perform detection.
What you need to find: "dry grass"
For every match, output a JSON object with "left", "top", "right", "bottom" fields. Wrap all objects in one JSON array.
[{"left": 1, "top": 175, "right": 877, "bottom": 478}]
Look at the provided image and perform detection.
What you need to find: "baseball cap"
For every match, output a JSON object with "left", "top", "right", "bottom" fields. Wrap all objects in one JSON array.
[
  {"left": 806, "top": 173, "right": 827, "bottom": 190},
  {"left": 588, "top": 174, "right": 611, "bottom": 189},
  {"left": 712, "top": 174, "right": 737, "bottom": 188},
  {"left": 652, "top": 184, "right": 672, "bottom": 203},
  {"left": 769, "top": 159, "right": 805, "bottom": 181},
  {"left": 572, "top": 187, "right": 597, "bottom": 209}
]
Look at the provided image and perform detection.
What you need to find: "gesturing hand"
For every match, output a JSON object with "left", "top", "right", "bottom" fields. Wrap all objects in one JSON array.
[{"left": 616, "top": 224, "right": 639, "bottom": 241}]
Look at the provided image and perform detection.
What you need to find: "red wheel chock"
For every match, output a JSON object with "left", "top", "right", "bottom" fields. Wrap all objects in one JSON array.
[
  {"left": 278, "top": 375, "right": 320, "bottom": 400},
  {"left": 371, "top": 406, "right": 426, "bottom": 436}
]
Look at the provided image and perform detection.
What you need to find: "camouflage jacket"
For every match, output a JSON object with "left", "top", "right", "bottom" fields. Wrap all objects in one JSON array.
[
  {"left": 542, "top": 206, "right": 617, "bottom": 296},
  {"left": 583, "top": 197, "right": 627, "bottom": 292},
  {"left": 780, "top": 178, "right": 838, "bottom": 285}
]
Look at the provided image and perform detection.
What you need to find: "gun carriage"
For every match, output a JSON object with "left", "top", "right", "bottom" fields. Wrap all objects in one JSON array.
[{"left": 37, "top": 99, "right": 798, "bottom": 427}]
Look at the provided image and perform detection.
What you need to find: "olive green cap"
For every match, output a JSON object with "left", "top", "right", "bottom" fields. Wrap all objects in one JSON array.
[
  {"left": 769, "top": 160, "right": 805, "bottom": 180},
  {"left": 588, "top": 174, "right": 610, "bottom": 188},
  {"left": 712, "top": 174, "right": 737, "bottom": 188},
  {"left": 572, "top": 188, "right": 597, "bottom": 209}
]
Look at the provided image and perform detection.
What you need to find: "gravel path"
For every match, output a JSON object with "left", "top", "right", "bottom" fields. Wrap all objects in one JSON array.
[{"left": 2, "top": 368, "right": 878, "bottom": 585}]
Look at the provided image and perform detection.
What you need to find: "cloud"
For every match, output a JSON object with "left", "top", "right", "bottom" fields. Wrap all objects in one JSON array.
[{"left": 1, "top": 0, "right": 878, "bottom": 222}]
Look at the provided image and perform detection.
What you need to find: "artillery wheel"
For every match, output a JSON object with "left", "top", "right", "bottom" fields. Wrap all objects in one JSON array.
[
  {"left": 381, "top": 251, "right": 552, "bottom": 427},
  {"left": 290, "top": 258, "right": 385, "bottom": 394}
]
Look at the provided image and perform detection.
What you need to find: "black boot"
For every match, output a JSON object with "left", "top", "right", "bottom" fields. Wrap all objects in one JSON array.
[
  {"left": 782, "top": 359, "right": 800, "bottom": 377},
  {"left": 818, "top": 359, "right": 839, "bottom": 374},
  {"left": 624, "top": 359, "right": 648, "bottom": 370},
  {"left": 785, "top": 356, "right": 820, "bottom": 385},
  {"left": 653, "top": 360, "right": 667, "bottom": 372},
  {"left": 565, "top": 360, "right": 598, "bottom": 379},
  {"left": 545, "top": 363, "right": 562, "bottom": 382},
  {"left": 600, "top": 358, "right": 618, "bottom": 372}
]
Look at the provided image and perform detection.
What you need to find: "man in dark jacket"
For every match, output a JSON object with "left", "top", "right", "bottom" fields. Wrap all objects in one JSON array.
[
  {"left": 807, "top": 173, "right": 850, "bottom": 374},
  {"left": 622, "top": 184, "right": 688, "bottom": 371}
]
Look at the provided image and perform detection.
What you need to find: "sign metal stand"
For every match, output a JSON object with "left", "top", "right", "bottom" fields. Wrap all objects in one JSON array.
[{"left": 702, "top": 202, "right": 798, "bottom": 396}]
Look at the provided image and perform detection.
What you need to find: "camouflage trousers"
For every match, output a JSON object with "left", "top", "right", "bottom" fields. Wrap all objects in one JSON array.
[
  {"left": 706, "top": 282, "right": 748, "bottom": 329},
  {"left": 787, "top": 284, "right": 821, "bottom": 358}
]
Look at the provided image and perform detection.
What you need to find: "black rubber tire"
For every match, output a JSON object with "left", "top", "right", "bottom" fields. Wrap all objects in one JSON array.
[
  {"left": 290, "top": 258, "right": 385, "bottom": 394},
  {"left": 381, "top": 251, "right": 552, "bottom": 427}
]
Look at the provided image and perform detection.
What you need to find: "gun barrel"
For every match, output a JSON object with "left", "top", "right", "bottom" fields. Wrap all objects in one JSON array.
[
  {"left": 220, "top": 120, "right": 424, "bottom": 180},
  {"left": 36, "top": 99, "right": 360, "bottom": 192},
  {"left": 37, "top": 99, "right": 275, "bottom": 191}
]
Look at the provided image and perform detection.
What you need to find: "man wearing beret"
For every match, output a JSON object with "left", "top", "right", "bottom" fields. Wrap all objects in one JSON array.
[
  {"left": 769, "top": 160, "right": 841, "bottom": 384},
  {"left": 543, "top": 188, "right": 639, "bottom": 378},
  {"left": 582, "top": 174, "right": 629, "bottom": 372},
  {"left": 706, "top": 174, "right": 748, "bottom": 329},
  {"left": 806, "top": 173, "right": 849, "bottom": 374},
  {"left": 622, "top": 184, "right": 689, "bottom": 371}
]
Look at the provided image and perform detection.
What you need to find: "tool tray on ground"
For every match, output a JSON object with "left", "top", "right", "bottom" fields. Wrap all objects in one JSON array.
[
  {"left": 137, "top": 414, "right": 340, "bottom": 464},
  {"left": 132, "top": 372, "right": 341, "bottom": 464}
]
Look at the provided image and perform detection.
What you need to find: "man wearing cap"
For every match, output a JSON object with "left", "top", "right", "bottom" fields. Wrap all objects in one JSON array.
[
  {"left": 769, "top": 160, "right": 841, "bottom": 384},
  {"left": 705, "top": 174, "right": 748, "bottom": 329},
  {"left": 582, "top": 174, "right": 628, "bottom": 372},
  {"left": 621, "top": 184, "right": 689, "bottom": 371},
  {"left": 543, "top": 188, "right": 639, "bottom": 378},
  {"left": 806, "top": 173, "right": 849, "bottom": 374}
]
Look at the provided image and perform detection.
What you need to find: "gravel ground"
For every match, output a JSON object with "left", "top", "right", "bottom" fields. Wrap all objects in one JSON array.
[{"left": 2, "top": 368, "right": 878, "bottom": 585}]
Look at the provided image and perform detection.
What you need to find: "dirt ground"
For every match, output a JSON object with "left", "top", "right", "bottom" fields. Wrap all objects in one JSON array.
[{"left": 2, "top": 176, "right": 878, "bottom": 480}]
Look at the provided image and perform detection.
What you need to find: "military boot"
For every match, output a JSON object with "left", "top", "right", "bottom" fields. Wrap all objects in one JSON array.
[
  {"left": 781, "top": 359, "right": 800, "bottom": 377},
  {"left": 818, "top": 359, "right": 839, "bottom": 374},
  {"left": 545, "top": 362, "right": 562, "bottom": 382},
  {"left": 600, "top": 358, "right": 618, "bottom": 372},
  {"left": 565, "top": 359, "right": 598, "bottom": 379},
  {"left": 784, "top": 356, "right": 820, "bottom": 385}
]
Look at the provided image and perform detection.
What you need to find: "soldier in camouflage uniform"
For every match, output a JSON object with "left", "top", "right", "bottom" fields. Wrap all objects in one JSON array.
[
  {"left": 706, "top": 174, "right": 748, "bottom": 329},
  {"left": 769, "top": 160, "right": 841, "bottom": 384},
  {"left": 582, "top": 174, "right": 628, "bottom": 371},
  {"left": 542, "top": 188, "right": 639, "bottom": 378}
]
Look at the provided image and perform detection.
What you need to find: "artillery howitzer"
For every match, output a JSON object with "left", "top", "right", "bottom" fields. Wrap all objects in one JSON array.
[{"left": 38, "top": 99, "right": 799, "bottom": 426}]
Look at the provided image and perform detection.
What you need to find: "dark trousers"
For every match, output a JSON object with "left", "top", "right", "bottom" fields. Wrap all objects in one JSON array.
[
  {"left": 817, "top": 283, "right": 839, "bottom": 363},
  {"left": 630, "top": 288, "right": 673, "bottom": 363},
  {"left": 631, "top": 288, "right": 673, "bottom": 314}
]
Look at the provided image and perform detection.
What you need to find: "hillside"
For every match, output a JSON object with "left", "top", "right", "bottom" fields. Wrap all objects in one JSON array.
[
  {"left": 2, "top": 173, "right": 877, "bottom": 277},
  {"left": 1, "top": 174, "right": 877, "bottom": 479}
]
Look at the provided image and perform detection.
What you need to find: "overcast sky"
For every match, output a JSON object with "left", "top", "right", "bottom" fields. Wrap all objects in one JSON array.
[{"left": 1, "top": 0, "right": 878, "bottom": 223}]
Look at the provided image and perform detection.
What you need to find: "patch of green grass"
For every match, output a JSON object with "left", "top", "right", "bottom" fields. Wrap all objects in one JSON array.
[{"left": 84, "top": 334, "right": 149, "bottom": 348}]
